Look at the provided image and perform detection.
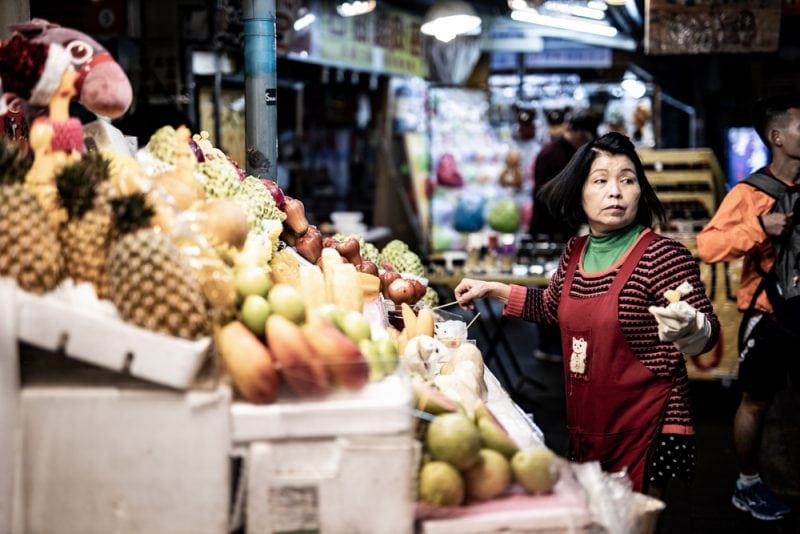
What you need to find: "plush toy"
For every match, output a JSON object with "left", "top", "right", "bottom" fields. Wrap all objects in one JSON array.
[
  {"left": 0, "top": 32, "right": 83, "bottom": 228},
  {"left": 498, "top": 149, "right": 523, "bottom": 190},
  {"left": 436, "top": 153, "right": 464, "bottom": 188},
  {"left": 5, "top": 18, "right": 132, "bottom": 119}
]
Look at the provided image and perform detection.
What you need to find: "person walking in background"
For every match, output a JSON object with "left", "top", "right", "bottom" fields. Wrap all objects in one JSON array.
[
  {"left": 529, "top": 108, "right": 602, "bottom": 362},
  {"left": 696, "top": 94, "right": 799, "bottom": 521},
  {"left": 456, "top": 132, "right": 720, "bottom": 495}
]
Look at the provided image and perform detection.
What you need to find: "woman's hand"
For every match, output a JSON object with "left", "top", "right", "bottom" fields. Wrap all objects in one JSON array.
[{"left": 454, "top": 278, "right": 510, "bottom": 310}]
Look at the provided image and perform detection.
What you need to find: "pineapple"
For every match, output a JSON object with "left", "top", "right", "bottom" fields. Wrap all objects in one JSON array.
[
  {"left": 0, "top": 137, "right": 64, "bottom": 293},
  {"left": 108, "top": 193, "right": 211, "bottom": 340},
  {"left": 55, "top": 152, "right": 114, "bottom": 298}
]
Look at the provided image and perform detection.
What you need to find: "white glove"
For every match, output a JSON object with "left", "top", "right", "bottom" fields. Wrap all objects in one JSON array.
[
  {"left": 648, "top": 301, "right": 711, "bottom": 356},
  {"left": 648, "top": 301, "right": 698, "bottom": 342}
]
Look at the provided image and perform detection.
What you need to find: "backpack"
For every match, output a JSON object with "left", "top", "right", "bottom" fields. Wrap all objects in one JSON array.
[{"left": 742, "top": 172, "right": 800, "bottom": 337}]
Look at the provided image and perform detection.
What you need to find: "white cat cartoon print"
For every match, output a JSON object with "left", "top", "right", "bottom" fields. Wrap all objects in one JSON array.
[{"left": 570, "top": 336, "right": 587, "bottom": 375}]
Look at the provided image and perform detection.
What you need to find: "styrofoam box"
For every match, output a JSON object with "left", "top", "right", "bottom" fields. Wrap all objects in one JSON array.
[
  {"left": 14, "top": 284, "right": 211, "bottom": 389},
  {"left": 231, "top": 373, "right": 415, "bottom": 443},
  {"left": 235, "top": 373, "right": 419, "bottom": 534},
  {"left": 20, "top": 382, "right": 232, "bottom": 534}
]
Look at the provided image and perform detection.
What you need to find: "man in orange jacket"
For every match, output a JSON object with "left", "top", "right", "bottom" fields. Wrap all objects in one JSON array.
[{"left": 697, "top": 94, "right": 800, "bottom": 521}]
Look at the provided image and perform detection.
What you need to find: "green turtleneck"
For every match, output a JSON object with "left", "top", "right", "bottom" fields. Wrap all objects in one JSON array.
[{"left": 583, "top": 223, "right": 646, "bottom": 273}]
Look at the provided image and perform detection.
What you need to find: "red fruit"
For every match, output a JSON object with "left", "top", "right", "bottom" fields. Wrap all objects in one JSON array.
[
  {"left": 387, "top": 277, "right": 416, "bottom": 305},
  {"left": 188, "top": 138, "right": 205, "bottom": 162},
  {"left": 261, "top": 179, "right": 286, "bottom": 210},
  {"left": 410, "top": 279, "right": 426, "bottom": 302},
  {"left": 380, "top": 270, "right": 402, "bottom": 297},
  {"left": 295, "top": 225, "right": 323, "bottom": 264}
]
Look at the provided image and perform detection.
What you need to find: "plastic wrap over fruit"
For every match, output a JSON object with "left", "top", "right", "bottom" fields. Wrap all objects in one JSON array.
[{"left": 170, "top": 216, "right": 237, "bottom": 322}]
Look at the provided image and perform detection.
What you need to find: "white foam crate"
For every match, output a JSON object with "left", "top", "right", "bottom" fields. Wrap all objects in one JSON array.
[
  {"left": 231, "top": 373, "right": 415, "bottom": 442},
  {"left": 13, "top": 283, "right": 211, "bottom": 389},
  {"left": 20, "top": 383, "right": 232, "bottom": 534},
  {"left": 233, "top": 373, "right": 419, "bottom": 534}
]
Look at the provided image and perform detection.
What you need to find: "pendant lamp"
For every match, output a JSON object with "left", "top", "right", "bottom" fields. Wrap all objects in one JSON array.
[
  {"left": 421, "top": 0, "right": 482, "bottom": 43},
  {"left": 336, "top": 1, "right": 377, "bottom": 17}
]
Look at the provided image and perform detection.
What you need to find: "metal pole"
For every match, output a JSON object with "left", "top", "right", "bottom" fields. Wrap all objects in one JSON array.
[{"left": 243, "top": 0, "right": 277, "bottom": 180}]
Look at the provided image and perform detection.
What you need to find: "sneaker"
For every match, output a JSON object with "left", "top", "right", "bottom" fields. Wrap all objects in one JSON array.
[
  {"left": 732, "top": 480, "right": 790, "bottom": 520},
  {"left": 533, "top": 349, "right": 563, "bottom": 363}
]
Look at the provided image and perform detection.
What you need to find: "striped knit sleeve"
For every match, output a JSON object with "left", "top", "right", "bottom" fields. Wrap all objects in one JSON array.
[
  {"left": 621, "top": 237, "right": 720, "bottom": 377},
  {"left": 501, "top": 237, "right": 579, "bottom": 326}
]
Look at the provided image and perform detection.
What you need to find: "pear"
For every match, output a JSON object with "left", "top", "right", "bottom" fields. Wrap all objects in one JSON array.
[{"left": 474, "top": 401, "right": 519, "bottom": 459}]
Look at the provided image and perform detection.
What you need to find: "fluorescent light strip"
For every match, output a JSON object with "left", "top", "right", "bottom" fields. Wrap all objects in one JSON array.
[
  {"left": 541, "top": 1, "right": 606, "bottom": 20},
  {"left": 510, "top": 8, "right": 618, "bottom": 37},
  {"left": 293, "top": 13, "right": 316, "bottom": 31}
]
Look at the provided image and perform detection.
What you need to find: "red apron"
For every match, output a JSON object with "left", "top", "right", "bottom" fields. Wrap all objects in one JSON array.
[{"left": 558, "top": 231, "right": 673, "bottom": 491}]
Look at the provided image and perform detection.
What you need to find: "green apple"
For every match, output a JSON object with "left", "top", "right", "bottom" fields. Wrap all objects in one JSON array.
[
  {"left": 339, "top": 310, "right": 371, "bottom": 343},
  {"left": 239, "top": 294, "right": 272, "bottom": 337},
  {"left": 317, "top": 303, "right": 346, "bottom": 330},
  {"left": 374, "top": 337, "right": 399, "bottom": 374},
  {"left": 359, "top": 339, "right": 384, "bottom": 382},
  {"left": 235, "top": 266, "right": 272, "bottom": 299},
  {"left": 268, "top": 284, "right": 306, "bottom": 324}
]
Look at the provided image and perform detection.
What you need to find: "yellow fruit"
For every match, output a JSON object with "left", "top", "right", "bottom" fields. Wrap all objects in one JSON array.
[
  {"left": 464, "top": 448, "right": 512, "bottom": 501},
  {"left": 511, "top": 447, "right": 559, "bottom": 495},
  {"left": 417, "top": 307, "right": 434, "bottom": 337},
  {"left": 425, "top": 412, "right": 482, "bottom": 471},
  {"left": 418, "top": 461, "right": 464, "bottom": 507},
  {"left": 401, "top": 302, "right": 418, "bottom": 338}
]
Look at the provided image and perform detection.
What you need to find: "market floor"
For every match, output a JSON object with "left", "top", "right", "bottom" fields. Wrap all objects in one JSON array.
[{"left": 460, "top": 302, "right": 800, "bottom": 534}]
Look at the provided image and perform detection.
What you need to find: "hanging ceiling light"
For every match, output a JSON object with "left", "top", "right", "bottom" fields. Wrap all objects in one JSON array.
[
  {"left": 336, "top": 1, "right": 377, "bottom": 17},
  {"left": 421, "top": 0, "right": 482, "bottom": 43}
]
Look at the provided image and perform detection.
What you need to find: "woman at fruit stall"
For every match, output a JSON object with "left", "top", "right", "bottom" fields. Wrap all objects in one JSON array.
[{"left": 454, "top": 132, "right": 720, "bottom": 496}]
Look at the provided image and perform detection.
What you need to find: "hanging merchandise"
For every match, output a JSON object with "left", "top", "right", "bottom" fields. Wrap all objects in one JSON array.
[
  {"left": 428, "top": 87, "right": 524, "bottom": 261},
  {"left": 487, "top": 197, "right": 521, "bottom": 234},
  {"left": 498, "top": 149, "right": 523, "bottom": 190},
  {"left": 453, "top": 192, "right": 485, "bottom": 233},
  {"left": 436, "top": 152, "right": 465, "bottom": 187}
]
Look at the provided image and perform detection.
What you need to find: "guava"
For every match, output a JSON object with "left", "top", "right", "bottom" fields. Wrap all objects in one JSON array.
[
  {"left": 418, "top": 461, "right": 465, "bottom": 507},
  {"left": 511, "top": 447, "right": 559, "bottom": 495},
  {"left": 235, "top": 266, "right": 272, "bottom": 298},
  {"left": 267, "top": 284, "right": 306, "bottom": 324},
  {"left": 239, "top": 294, "right": 271, "bottom": 337},
  {"left": 425, "top": 412, "right": 481, "bottom": 471},
  {"left": 464, "top": 448, "right": 512, "bottom": 501}
]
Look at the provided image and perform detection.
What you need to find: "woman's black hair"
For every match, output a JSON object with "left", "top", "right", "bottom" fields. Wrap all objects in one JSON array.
[{"left": 539, "top": 132, "right": 666, "bottom": 230}]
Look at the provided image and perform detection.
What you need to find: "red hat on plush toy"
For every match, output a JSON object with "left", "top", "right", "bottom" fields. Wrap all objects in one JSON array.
[{"left": 0, "top": 33, "right": 71, "bottom": 114}]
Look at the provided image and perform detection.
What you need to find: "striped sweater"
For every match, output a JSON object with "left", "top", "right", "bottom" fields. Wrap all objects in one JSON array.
[{"left": 503, "top": 232, "right": 720, "bottom": 433}]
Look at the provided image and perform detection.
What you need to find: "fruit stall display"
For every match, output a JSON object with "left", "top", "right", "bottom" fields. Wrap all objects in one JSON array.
[{"left": 1, "top": 116, "right": 600, "bottom": 532}]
